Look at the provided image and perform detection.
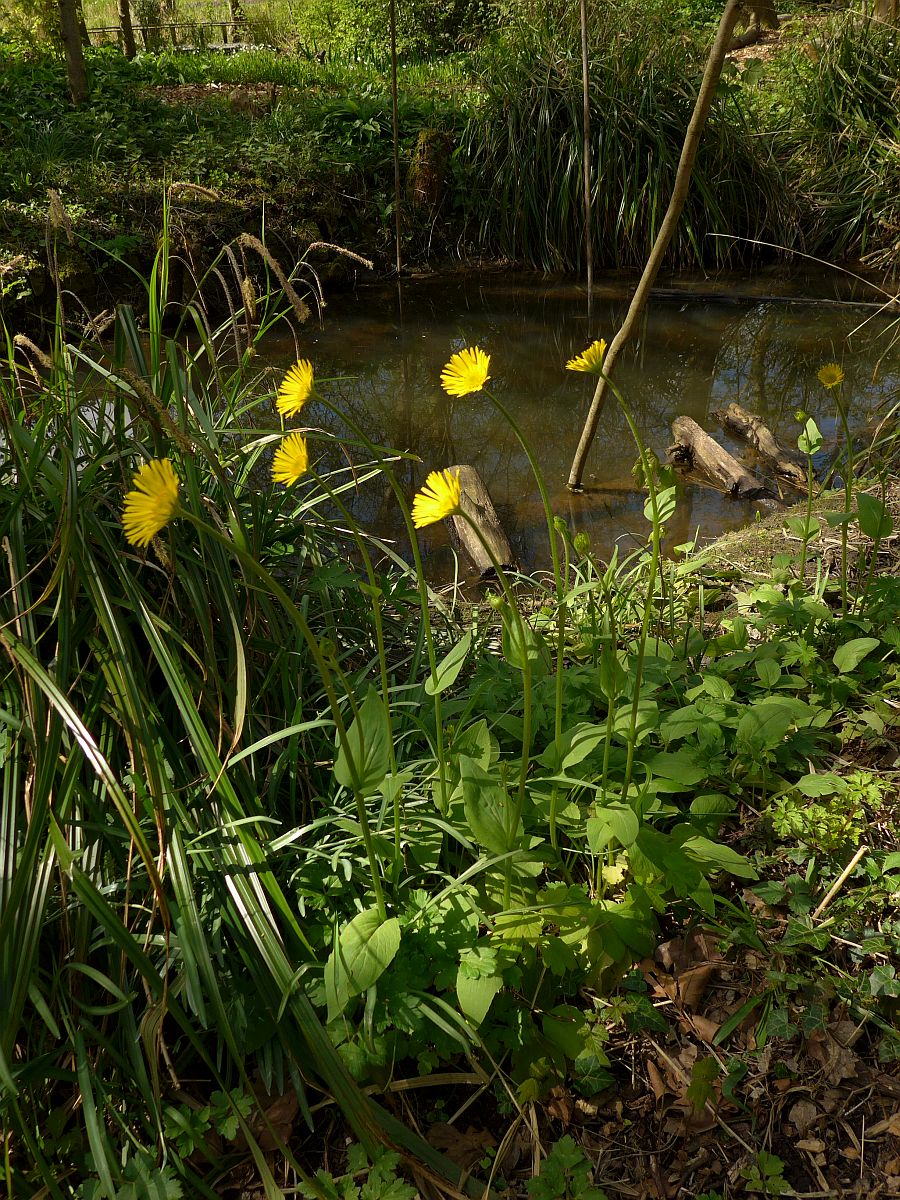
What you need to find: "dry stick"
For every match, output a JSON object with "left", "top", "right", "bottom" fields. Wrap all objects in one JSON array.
[
  {"left": 567, "top": 0, "right": 744, "bottom": 491},
  {"left": 389, "top": 0, "right": 402, "bottom": 277},
  {"left": 812, "top": 845, "right": 868, "bottom": 920},
  {"left": 579, "top": 0, "right": 593, "bottom": 317}
]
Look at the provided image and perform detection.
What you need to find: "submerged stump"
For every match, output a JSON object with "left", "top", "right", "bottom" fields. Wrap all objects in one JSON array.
[
  {"left": 712, "top": 402, "right": 807, "bottom": 490},
  {"left": 447, "top": 464, "right": 516, "bottom": 579},
  {"left": 667, "top": 416, "right": 782, "bottom": 503}
]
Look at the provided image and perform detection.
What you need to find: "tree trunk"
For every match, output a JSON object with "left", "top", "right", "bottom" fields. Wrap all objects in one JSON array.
[
  {"left": 58, "top": 0, "right": 89, "bottom": 104},
  {"left": 118, "top": 0, "right": 137, "bottom": 58}
]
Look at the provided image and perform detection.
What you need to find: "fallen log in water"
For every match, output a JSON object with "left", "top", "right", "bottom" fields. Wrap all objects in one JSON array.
[
  {"left": 667, "top": 416, "right": 783, "bottom": 503},
  {"left": 447, "top": 464, "right": 516, "bottom": 578},
  {"left": 712, "top": 402, "right": 807, "bottom": 489}
]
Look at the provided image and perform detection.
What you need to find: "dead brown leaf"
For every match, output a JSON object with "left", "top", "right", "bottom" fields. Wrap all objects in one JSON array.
[
  {"left": 427, "top": 1123, "right": 495, "bottom": 1169},
  {"left": 789, "top": 1099, "right": 819, "bottom": 1136}
]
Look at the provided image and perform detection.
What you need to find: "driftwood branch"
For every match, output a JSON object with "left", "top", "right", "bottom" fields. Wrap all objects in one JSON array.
[
  {"left": 667, "top": 416, "right": 782, "bottom": 502},
  {"left": 712, "top": 402, "right": 807, "bottom": 489},
  {"left": 447, "top": 464, "right": 516, "bottom": 578},
  {"left": 567, "top": 0, "right": 744, "bottom": 491}
]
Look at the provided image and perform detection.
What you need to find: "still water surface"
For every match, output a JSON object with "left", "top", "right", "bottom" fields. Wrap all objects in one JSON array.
[{"left": 262, "top": 273, "right": 899, "bottom": 575}]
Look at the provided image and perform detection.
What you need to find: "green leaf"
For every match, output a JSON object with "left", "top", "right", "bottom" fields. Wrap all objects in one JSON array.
[
  {"left": 677, "top": 833, "right": 757, "bottom": 879},
  {"left": 598, "top": 644, "right": 627, "bottom": 700},
  {"left": 539, "top": 722, "right": 606, "bottom": 772},
  {"left": 795, "top": 772, "right": 847, "bottom": 798},
  {"left": 325, "top": 909, "right": 401, "bottom": 1022},
  {"left": 754, "top": 658, "right": 781, "bottom": 688},
  {"left": 425, "top": 629, "right": 472, "bottom": 695},
  {"left": 542, "top": 1005, "right": 587, "bottom": 1060},
  {"left": 501, "top": 609, "right": 547, "bottom": 671},
  {"left": 459, "top": 754, "right": 517, "bottom": 854},
  {"left": 833, "top": 637, "right": 880, "bottom": 674},
  {"left": 456, "top": 969, "right": 503, "bottom": 1025},
  {"left": 586, "top": 804, "right": 639, "bottom": 850},
  {"left": 686, "top": 1057, "right": 720, "bottom": 1112},
  {"left": 783, "top": 515, "right": 820, "bottom": 541},
  {"left": 797, "top": 418, "right": 822, "bottom": 456},
  {"left": 735, "top": 699, "right": 796, "bottom": 752},
  {"left": 334, "top": 688, "right": 391, "bottom": 796},
  {"left": 857, "top": 493, "right": 893, "bottom": 541},
  {"left": 645, "top": 749, "right": 707, "bottom": 787}
]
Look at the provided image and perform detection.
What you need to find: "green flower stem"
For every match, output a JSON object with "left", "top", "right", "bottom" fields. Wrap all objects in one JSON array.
[
  {"left": 601, "top": 374, "right": 663, "bottom": 804},
  {"left": 458, "top": 510, "right": 533, "bottom": 910},
  {"left": 180, "top": 509, "right": 388, "bottom": 922},
  {"left": 310, "top": 394, "right": 450, "bottom": 815},
  {"left": 482, "top": 388, "right": 566, "bottom": 851},
  {"left": 833, "top": 385, "right": 854, "bottom": 618},
  {"left": 309, "top": 468, "right": 402, "bottom": 881}
]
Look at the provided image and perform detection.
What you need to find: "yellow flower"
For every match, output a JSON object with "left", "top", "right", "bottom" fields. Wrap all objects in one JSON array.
[
  {"left": 272, "top": 431, "right": 309, "bottom": 486},
  {"left": 412, "top": 468, "right": 462, "bottom": 528},
  {"left": 276, "top": 359, "right": 314, "bottom": 417},
  {"left": 566, "top": 338, "right": 608, "bottom": 374},
  {"left": 817, "top": 363, "right": 844, "bottom": 389},
  {"left": 440, "top": 347, "right": 490, "bottom": 397},
  {"left": 122, "top": 458, "right": 180, "bottom": 547}
]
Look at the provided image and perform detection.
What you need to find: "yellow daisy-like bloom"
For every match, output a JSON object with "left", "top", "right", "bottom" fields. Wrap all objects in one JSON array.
[
  {"left": 566, "top": 338, "right": 608, "bottom": 375},
  {"left": 122, "top": 458, "right": 180, "bottom": 548},
  {"left": 272, "top": 431, "right": 309, "bottom": 486},
  {"left": 817, "top": 363, "right": 844, "bottom": 390},
  {"left": 440, "top": 347, "right": 490, "bottom": 397},
  {"left": 276, "top": 359, "right": 314, "bottom": 417},
  {"left": 412, "top": 468, "right": 462, "bottom": 528}
]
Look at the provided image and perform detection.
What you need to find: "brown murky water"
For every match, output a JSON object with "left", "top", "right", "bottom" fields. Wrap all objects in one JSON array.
[{"left": 262, "top": 271, "right": 899, "bottom": 576}]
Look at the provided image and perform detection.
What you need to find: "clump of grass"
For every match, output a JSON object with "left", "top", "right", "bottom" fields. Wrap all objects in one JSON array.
[{"left": 462, "top": 2, "right": 794, "bottom": 271}]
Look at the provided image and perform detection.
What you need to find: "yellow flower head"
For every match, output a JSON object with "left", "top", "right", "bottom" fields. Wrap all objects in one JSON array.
[
  {"left": 566, "top": 338, "right": 607, "bottom": 375},
  {"left": 272, "top": 431, "right": 309, "bottom": 486},
  {"left": 412, "top": 468, "right": 462, "bottom": 528},
  {"left": 440, "top": 347, "right": 490, "bottom": 397},
  {"left": 817, "top": 363, "right": 844, "bottom": 390},
  {"left": 122, "top": 458, "right": 180, "bottom": 547},
  {"left": 276, "top": 359, "right": 314, "bottom": 417}
]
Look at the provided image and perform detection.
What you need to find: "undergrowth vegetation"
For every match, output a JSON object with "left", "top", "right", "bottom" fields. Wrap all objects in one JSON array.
[
  {"left": 2, "top": 3, "right": 900, "bottom": 320},
  {"left": 2, "top": 242, "right": 900, "bottom": 1196}
]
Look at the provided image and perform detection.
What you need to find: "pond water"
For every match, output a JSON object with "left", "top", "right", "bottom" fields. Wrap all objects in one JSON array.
[{"left": 261, "top": 271, "right": 899, "bottom": 577}]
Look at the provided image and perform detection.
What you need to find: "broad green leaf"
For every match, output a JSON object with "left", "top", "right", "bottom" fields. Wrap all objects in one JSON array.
[
  {"left": 456, "top": 969, "right": 503, "bottom": 1025},
  {"left": 687, "top": 1057, "right": 720, "bottom": 1112},
  {"left": 458, "top": 754, "right": 517, "bottom": 854},
  {"left": 795, "top": 772, "right": 846, "bottom": 798},
  {"left": 797, "top": 418, "right": 822, "bottom": 456},
  {"left": 645, "top": 749, "right": 707, "bottom": 787},
  {"left": 783, "top": 515, "right": 820, "bottom": 541},
  {"left": 425, "top": 629, "right": 472, "bottom": 695},
  {"left": 334, "top": 687, "right": 391, "bottom": 796},
  {"left": 599, "top": 643, "right": 627, "bottom": 700},
  {"left": 735, "top": 699, "right": 796, "bottom": 752},
  {"left": 325, "top": 909, "right": 401, "bottom": 1022},
  {"left": 542, "top": 1004, "right": 586, "bottom": 1059},
  {"left": 586, "top": 804, "right": 639, "bottom": 849},
  {"left": 501, "top": 610, "right": 547, "bottom": 671},
  {"left": 677, "top": 833, "right": 757, "bottom": 879},
  {"left": 538, "top": 722, "right": 606, "bottom": 772},
  {"left": 453, "top": 718, "right": 493, "bottom": 768},
  {"left": 833, "top": 637, "right": 880, "bottom": 674},
  {"left": 755, "top": 658, "right": 781, "bottom": 688},
  {"left": 857, "top": 493, "right": 893, "bottom": 541}
]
